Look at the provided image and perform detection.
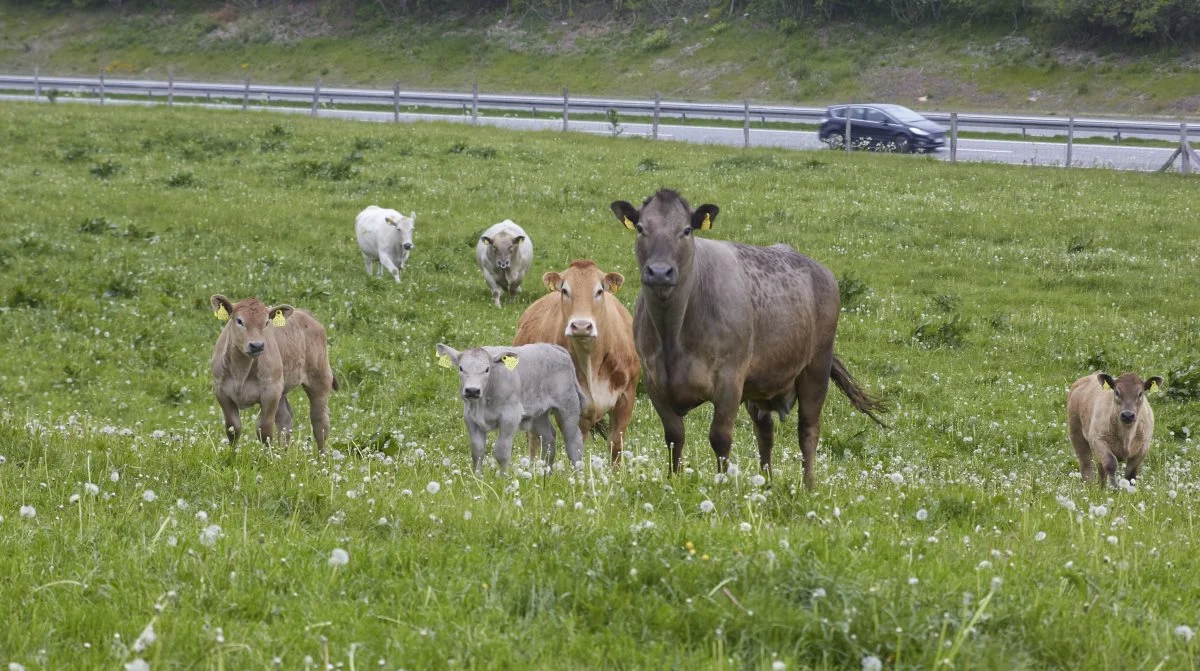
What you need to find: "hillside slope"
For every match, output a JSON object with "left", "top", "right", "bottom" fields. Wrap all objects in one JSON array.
[{"left": 1, "top": 2, "right": 1198, "bottom": 116}]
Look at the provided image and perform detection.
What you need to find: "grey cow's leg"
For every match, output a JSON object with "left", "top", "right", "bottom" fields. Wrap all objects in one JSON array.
[
  {"left": 531, "top": 415, "right": 557, "bottom": 469},
  {"left": 707, "top": 382, "right": 743, "bottom": 473},
  {"left": 648, "top": 393, "right": 686, "bottom": 473},
  {"left": 467, "top": 422, "right": 489, "bottom": 475},
  {"left": 379, "top": 253, "right": 402, "bottom": 283},
  {"left": 492, "top": 417, "right": 519, "bottom": 471},
  {"left": 745, "top": 400, "right": 776, "bottom": 476},
  {"left": 553, "top": 408, "right": 583, "bottom": 470},
  {"left": 362, "top": 255, "right": 375, "bottom": 277},
  {"left": 794, "top": 354, "right": 834, "bottom": 491}
]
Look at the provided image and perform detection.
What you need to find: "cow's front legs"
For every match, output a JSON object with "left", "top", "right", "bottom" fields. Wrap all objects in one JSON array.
[
  {"left": 648, "top": 394, "right": 686, "bottom": 473},
  {"left": 378, "top": 252, "right": 402, "bottom": 283},
  {"left": 256, "top": 393, "right": 282, "bottom": 448},
  {"left": 217, "top": 394, "right": 242, "bottom": 449},
  {"left": 492, "top": 416, "right": 519, "bottom": 471},
  {"left": 467, "top": 421, "right": 488, "bottom": 475},
  {"left": 746, "top": 400, "right": 776, "bottom": 475},
  {"left": 708, "top": 383, "right": 742, "bottom": 472}
]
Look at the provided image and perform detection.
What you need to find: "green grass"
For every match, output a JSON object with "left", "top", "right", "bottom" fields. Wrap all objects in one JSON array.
[
  {"left": 3, "top": 3, "right": 1200, "bottom": 116},
  {"left": 2, "top": 102, "right": 1200, "bottom": 669}
]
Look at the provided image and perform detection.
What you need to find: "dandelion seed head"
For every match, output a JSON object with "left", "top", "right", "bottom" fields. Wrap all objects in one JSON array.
[
  {"left": 699, "top": 500, "right": 715, "bottom": 514},
  {"left": 862, "top": 655, "right": 883, "bottom": 671},
  {"left": 19, "top": 505, "right": 35, "bottom": 519},
  {"left": 915, "top": 508, "right": 929, "bottom": 521},
  {"left": 1175, "top": 625, "right": 1195, "bottom": 642},
  {"left": 142, "top": 489, "right": 157, "bottom": 503},
  {"left": 425, "top": 481, "right": 441, "bottom": 495},
  {"left": 328, "top": 548, "right": 350, "bottom": 567}
]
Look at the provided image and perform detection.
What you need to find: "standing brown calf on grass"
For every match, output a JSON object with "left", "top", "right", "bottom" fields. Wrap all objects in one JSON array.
[
  {"left": 1067, "top": 371, "right": 1163, "bottom": 488},
  {"left": 210, "top": 295, "right": 338, "bottom": 453}
]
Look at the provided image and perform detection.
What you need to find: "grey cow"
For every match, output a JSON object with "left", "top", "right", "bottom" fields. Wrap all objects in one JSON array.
[
  {"left": 610, "top": 189, "right": 887, "bottom": 489},
  {"left": 436, "top": 342, "right": 585, "bottom": 473}
]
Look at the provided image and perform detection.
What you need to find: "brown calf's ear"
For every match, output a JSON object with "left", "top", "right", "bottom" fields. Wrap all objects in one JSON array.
[
  {"left": 691, "top": 204, "right": 720, "bottom": 231},
  {"left": 1097, "top": 372, "right": 1116, "bottom": 392},
  {"left": 611, "top": 201, "right": 639, "bottom": 230},
  {"left": 543, "top": 272, "right": 563, "bottom": 292},
  {"left": 267, "top": 304, "right": 295, "bottom": 327},
  {"left": 603, "top": 272, "right": 624, "bottom": 293},
  {"left": 1145, "top": 376, "right": 1164, "bottom": 393},
  {"left": 211, "top": 294, "right": 234, "bottom": 321}
]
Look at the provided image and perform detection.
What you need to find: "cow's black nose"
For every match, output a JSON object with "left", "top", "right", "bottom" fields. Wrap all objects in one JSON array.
[
  {"left": 247, "top": 342, "right": 265, "bottom": 354},
  {"left": 1119, "top": 411, "right": 1135, "bottom": 424},
  {"left": 497, "top": 261, "right": 510, "bottom": 269},
  {"left": 463, "top": 387, "right": 481, "bottom": 399},
  {"left": 643, "top": 263, "right": 676, "bottom": 285},
  {"left": 402, "top": 242, "right": 413, "bottom": 250}
]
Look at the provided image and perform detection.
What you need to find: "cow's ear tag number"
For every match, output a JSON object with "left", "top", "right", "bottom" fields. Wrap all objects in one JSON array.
[
  {"left": 502, "top": 355, "right": 519, "bottom": 371},
  {"left": 272, "top": 311, "right": 287, "bottom": 327},
  {"left": 215, "top": 305, "right": 230, "bottom": 321},
  {"left": 1102, "top": 380, "right": 1112, "bottom": 391},
  {"left": 1150, "top": 380, "right": 1160, "bottom": 392},
  {"left": 437, "top": 353, "right": 453, "bottom": 369},
  {"left": 699, "top": 213, "right": 712, "bottom": 230},
  {"left": 623, "top": 217, "right": 636, "bottom": 231}
]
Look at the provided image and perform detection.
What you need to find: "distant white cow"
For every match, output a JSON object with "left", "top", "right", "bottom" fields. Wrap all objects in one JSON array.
[
  {"left": 436, "top": 342, "right": 584, "bottom": 473},
  {"left": 475, "top": 220, "right": 533, "bottom": 308},
  {"left": 355, "top": 206, "right": 415, "bottom": 282}
]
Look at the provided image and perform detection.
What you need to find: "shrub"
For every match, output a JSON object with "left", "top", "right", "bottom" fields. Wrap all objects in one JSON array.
[
  {"left": 640, "top": 29, "right": 671, "bottom": 52},
  {"left": 90, "top": 160, "right": 121, "bottom": 179}
]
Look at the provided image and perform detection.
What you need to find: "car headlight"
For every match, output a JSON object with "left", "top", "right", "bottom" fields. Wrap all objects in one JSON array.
[{"left": 909, "top": 127, "right": 930, "bottom": 136}]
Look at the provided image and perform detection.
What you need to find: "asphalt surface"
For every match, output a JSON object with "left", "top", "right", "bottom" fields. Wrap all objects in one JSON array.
[{"left": 3, "top": 95, "right": 1188, "bottom": 173}]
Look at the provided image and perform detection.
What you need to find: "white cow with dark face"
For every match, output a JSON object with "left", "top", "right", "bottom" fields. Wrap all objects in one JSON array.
[
  {"left": 475, "top": 220, "right": 533, "bottom": 308},
  {"left": 355, "top": 205, "right": 414, "bottom": 282}
]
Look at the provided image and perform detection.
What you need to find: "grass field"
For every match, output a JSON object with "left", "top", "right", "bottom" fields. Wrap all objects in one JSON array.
[
  {"left": 2, "top": 102, "right": 1200, "bottom": 669},
  {"left": 3, "top": 4, "right": 1200, "bottom": 116}
]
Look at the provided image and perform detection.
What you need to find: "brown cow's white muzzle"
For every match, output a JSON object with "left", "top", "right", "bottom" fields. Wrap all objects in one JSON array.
[{"left": 567, "top": 319, "right": 596, "bottom": 338}]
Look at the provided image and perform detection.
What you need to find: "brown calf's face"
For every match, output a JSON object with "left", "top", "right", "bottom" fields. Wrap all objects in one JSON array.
[
  {"left": 543, "top": 260, "right": 624, "bottom": 340},
  {"left": 611, "top": 189, "right": 718, "bottom": 296},
  {"left": 481, "top": 232, "right": 525, "bottom": 270},
  {"left": 211, "top": 295, "right": 295, "bottom": 358},
  {"left": 1097, "top": 372, "right": 1164, "bottom": 425}
]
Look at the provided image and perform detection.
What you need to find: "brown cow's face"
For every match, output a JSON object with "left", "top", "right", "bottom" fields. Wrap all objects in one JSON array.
[
  {"left": 1097, "top": 372, "right": 1163, "bottom": 426},
  {"left": 611, "top": 190, "right": 718, "bottom": 298},
  {"left": 481, "top": 232, "right": 525, "bottom": 270},
  {"left": 211, "top": 295, "right": 294, "bottom": 358},
  {"left": 544, "top": 261, "right": 623, "bottom": 342}
]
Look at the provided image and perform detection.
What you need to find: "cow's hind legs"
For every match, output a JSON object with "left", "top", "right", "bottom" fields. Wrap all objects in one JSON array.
[
  {"left": 275, "top": 395, "right": 294, "bottom": 449},
  {"left": 746, "top": 400, "right": 776, "bottom": 476},
  {"left": 796, "top": 356, "right": 833, "bottom": 491},
  {"left": 531, "top": 415, "right": 557, "bottom": 469},
  {"left": 304, "top": 384, "right": 331, "bottom": 453}
]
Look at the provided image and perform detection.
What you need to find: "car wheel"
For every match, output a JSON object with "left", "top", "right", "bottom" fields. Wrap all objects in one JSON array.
[{"left": 893, "top": 134, "right": 911, "bottom": 154}]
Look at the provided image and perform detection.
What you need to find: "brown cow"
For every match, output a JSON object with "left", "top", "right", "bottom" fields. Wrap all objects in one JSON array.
[
  {"left": 1068, "top": 371, "right": 1163, "bottom": 488},
  {"left": 210, "top": 295, "right": 338, "bottom": 453},
  {"left": 610, "top": 189, "right": 886, "bottom": 489},
  {"left": 513, "top": 260, "right": 640, "bottom": 464}
]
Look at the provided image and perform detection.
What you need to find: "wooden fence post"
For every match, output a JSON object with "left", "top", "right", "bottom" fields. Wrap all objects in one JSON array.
[
  {"left": 167, "top": 67, "right": 174, "bottom": 109},
  {"left": 652, "top": 92, "right": 660, "bottom": 140},
  {"left": 844, "top": 110, "right": 852, "bottom": 153},
  {"left": 472, "top": 82, "right": 479, "bottom": 125},
  {"left": 1183, "top": 122, "right": 1192, "bottom": 176},
  {"left": 950, "top": 112, "right": 958, "bottom": 164},
  {"left": 743, "top": 100, "right": 750, "bottom": 148},
  {"left": 1065, "top": 115, "right": 1074, "bottom": 168},
  {"left": 34, "top": 65, "right": 40, "bottom": 100},
  {"left": 242, "top": 76, "right": 250, "bottom": 111},
  {"left": 311, "top": 77, "right": 321, "bottom": 117},
  {"left": 99, "top": 69, "right": 106, "bottom": 105},
  {"left": 393, "top": 81, "right": 400, "bottom": 123},
  {"left": 562, "top": 87, "right": 569, "bottom": 132}
]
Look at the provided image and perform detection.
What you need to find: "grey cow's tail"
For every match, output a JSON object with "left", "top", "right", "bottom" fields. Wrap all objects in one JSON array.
[{"left": 830, "top": 356, "right": 889, "bottom": 428}]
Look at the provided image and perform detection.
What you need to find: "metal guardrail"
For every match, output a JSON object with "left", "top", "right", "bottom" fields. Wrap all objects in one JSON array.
[{"left": 3, "top": 73, "right": 1198, "bottom": 137}]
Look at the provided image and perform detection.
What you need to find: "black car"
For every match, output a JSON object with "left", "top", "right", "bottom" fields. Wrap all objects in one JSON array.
[{"left": 818, "top": 104, "right": 946, "bottom": 153}]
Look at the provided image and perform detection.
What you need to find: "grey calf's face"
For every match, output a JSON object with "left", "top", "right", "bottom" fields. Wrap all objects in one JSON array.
[
  {"left": 437, "top": 344, "right": 515, "bottom": 401},
  {"left": 1098, "top": 372, "right": 1163, "bottom": 425},
  {"left": 611, "top": 190, "right": 718, "bottom": 295},
  {"left": 390, "top": 213, "right": 415, "bottom": 252},
  {"left": 482, "top": 233, "right": 524, "bottom": 270}
]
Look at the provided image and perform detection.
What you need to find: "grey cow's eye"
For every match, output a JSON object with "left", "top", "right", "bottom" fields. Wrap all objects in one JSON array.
[
  {"left": 634, "top": 224, "right": 644, "bottom": 235},
  {"left": 682, "top": 227, "right": 692, "bottom": 237}
]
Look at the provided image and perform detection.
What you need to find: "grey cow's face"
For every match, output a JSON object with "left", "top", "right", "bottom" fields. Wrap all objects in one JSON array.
[
  {"left": 482, "top": 233, "right": 525, "bottom": 270},
  {"left": 391, "top": 213, "right": 415, "bottom": 252},
  {"left": 1098, "top": 372, "right": 1163, "bottom": 426},
  {"left": 438, "top": 344, "right": 507, "bottom": 401},
  {"left": 611, "top": 190, "right": 718, "bottom": 298}
]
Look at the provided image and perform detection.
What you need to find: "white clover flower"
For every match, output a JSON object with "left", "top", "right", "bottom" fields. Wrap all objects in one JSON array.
[
  {"left": 1034, "top": 531, "right": 1047, "bottom": 542},
  {"left": 132, "top": 622, "right": 156, "bottom": 652},
  {"left": 328, "top": 548, "right": 350, "bottom": 567},
  {"left": 1107, "top": 535, "right": 1119, "bottom": 545},
  {"left": 1175, "top": 625, "right": 1195, "bottom": 642},
  {"left": 699, "top": 500, "right": 715, "bottom": 514},
  {"left": 739, "top": 522, "right": 752, "bottom": 532},
  {"left": 195, "top": 511, "right": 208, "bottom": 522},
  {"left": 643, "top": 503, "right": 654, "bottom": 513},
  {"left": 425, "top": 481, "right": 441, "bottom": 495},
  {"left": 85, "top": 482, "right": 100, "bottom": 495},
  {"left": 915, "top": 508, "right": 929, "bottom": 521},
  {"left": 812, "top": 587, "right": 826, "bottom": 599},
  {"left": 142, "top": 490, "right": 157, "bottom": 503},
  {"left": 69, "top": 494, "right": 80, "bottom": 504},
  {"left": 574, "top": 501, "right": 583, "bottom": 511},
  {"left": 110, "top": 470, "right": 120, "bottom": 483},
  {"left": 401, "top": 489, "right": 413, "bottom": 497},
  {"left": 199, "top": 524, "right": 222, "bottom": 547},
  {"left": 378, "top": 517, "right": 388, "bottom": 526},
  {"left": 19, "top": 505, "right": 35, "bottom": 519},
  {"left": 463, "top": 511, "right": 472, "bottom": 521},
  {"left": 772, "top": 661, "right": 786, "bottom": 671},
  {"left": 176, "top": 499, "right": 189, "bottom": 510},
  {"left": 862, "top": 655, "right": 883, "bottom": 671},
  {"left": 908, "top": 577, "right": 919, "bottom": 586},
  {"left": 123, "top": 660, "right": 149, "bottom": 671},
  {"left": 10, "top": 663, "right": 27, "bottom": 671}
]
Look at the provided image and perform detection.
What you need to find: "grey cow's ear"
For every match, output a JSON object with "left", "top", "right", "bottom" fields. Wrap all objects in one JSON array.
[
  {"left": 480, "top": 236, "right": 493, "bottom": 247},
  {"left": 436, "top": 343, "right": 461, "bottom": 369},
  {"left": 513, "top": 235, "right": 526, "bottom": 246},
  {"left": 691, "top": 204, "right": 720, "bottom": 231},
  {"left": 611, "top": 201, "right": 639, "bottom": 230},
  {"left": 493, "top": 351, "right": 520, "bottom": 371},
  {"left": 211, "top": 294, "right": 234, "bottom": 322}
]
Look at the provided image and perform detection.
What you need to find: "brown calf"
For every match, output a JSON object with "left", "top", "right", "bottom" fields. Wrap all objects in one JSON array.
[
  {"left": 513, "top": 260, "right": 640, "bottom": 464},
  {"left": 1068, "top": 371, "right": 1162, "bottom": 488},
  {"left": 210, "top": 295, "right": 338, "bottom": 453}
]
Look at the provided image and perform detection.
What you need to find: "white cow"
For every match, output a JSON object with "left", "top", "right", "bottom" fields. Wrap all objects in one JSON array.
[
  {"left": 475, "top": 220, "right": 533, "bottom": 308},
  {"left": 355, "top": 206, "right": 415, "bottom": 282}
]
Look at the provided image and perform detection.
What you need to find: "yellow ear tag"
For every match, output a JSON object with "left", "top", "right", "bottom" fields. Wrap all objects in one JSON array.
[
  {"left": 437, "top": 353, "right": 453, "bottom": 369},
  {"left": 502, "top": 355, "right": 519, "bottom": 371},
  {"left": 1102, "top": 381, "right": 1112, "bottom": 391},
  {"left": 271, "top": 311, "right": 287, "bottom": 327},
  {"left": 1150, "top": 380, "right": 1160, "bottom": 392},
  {"left": 622, "top": 216, "right": 636, "bottom": 231},
  {"left": 699, "top": 212, "right": 712, "bottom": 231},
  {"left": 215, "top": 305, "right": 230, "bottom": 321}
]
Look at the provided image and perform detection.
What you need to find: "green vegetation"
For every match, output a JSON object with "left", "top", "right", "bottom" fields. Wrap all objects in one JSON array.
[
  {"left": 2, "top": 102, "right": 1200, "bottom": 669},
  {"left": 3, "top": 2, "right": 1200, "bottom": 116}
]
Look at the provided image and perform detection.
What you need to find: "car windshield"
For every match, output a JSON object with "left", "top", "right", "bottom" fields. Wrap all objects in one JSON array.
[{"left": 878, "top": 105, "right": 927, "bottom": 123}]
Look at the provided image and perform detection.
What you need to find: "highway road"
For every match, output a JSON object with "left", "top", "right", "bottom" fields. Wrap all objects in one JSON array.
[{"left": 1, "top": 94, "right": 1184, "bottom": 172}]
